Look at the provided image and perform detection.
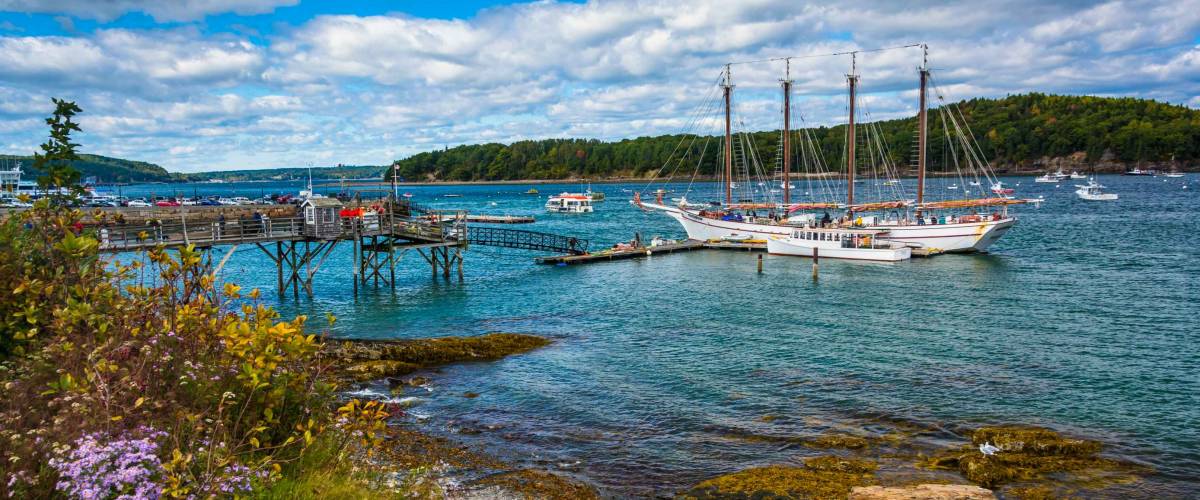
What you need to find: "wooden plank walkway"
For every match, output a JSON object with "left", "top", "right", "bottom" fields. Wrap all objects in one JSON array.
[
  {"left": 438, "top": 214, "right": 535, "bottom": 224},
  {"left": 536, "top": 239, "right": 705, "bottom": 265}
]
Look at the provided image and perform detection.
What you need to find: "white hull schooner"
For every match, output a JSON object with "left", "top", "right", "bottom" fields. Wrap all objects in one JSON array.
[{"left": 634, "top": 45, "right": 1037, "bottom": 254}]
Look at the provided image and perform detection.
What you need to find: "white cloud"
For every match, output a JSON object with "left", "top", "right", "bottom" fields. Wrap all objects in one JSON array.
[
  {"left": 0, "top": 0, "right": 297, "bottom": 22},
  {"left": 1, "top": 0, "right": 1198, "bottom": 172}
]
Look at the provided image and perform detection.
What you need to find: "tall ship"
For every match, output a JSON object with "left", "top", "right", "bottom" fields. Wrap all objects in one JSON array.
[{"left": 633, "top": 45, "right": 1037, "bottom": 253}]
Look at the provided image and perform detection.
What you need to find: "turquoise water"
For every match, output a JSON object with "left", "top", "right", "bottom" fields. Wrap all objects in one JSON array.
[{"left": 121, "top": 176, "right": 1199, "bottom": 496}]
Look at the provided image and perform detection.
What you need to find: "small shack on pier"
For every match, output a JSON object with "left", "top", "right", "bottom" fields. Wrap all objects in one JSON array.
[{"left": 300, "top": 197, "right": 343, "bottom": 239}]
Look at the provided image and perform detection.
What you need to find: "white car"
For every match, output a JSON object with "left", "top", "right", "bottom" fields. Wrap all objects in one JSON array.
[
  {"left": 232, "top": 197, "right": 254, "bottom": 205},
  {"left": 126, "top": 199, "right": 152, "bottom": 207},
  {"left": 216, "top": 197, "right": 238, "bottom": 205}
]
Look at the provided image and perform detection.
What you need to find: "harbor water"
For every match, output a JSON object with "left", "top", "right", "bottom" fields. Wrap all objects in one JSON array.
[{"left": 116, "top": 175, "right": 1199, "bottom": 496}]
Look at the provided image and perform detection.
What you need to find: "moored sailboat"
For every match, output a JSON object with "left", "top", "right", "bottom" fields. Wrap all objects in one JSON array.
[{"left": 634, "top": 45, "right": 1037, "bottom": 254}]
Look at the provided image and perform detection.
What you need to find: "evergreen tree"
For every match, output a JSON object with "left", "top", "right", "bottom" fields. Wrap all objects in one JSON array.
[{"left": 34, "top": 98, "right": 84, "bottom": 198}]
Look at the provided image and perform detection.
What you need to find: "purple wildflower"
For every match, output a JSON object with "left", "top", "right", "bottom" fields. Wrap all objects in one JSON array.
[{"left": 48, "top": 428, "right": 167, "bottom": 500}]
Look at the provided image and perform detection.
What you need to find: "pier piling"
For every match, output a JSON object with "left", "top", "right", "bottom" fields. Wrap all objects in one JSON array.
[
  {"left": 812, "top": 247, "right": 819, "bottom": 281},
  {"left": 757, "top": 254, "right": 763, "bottom": 274}
]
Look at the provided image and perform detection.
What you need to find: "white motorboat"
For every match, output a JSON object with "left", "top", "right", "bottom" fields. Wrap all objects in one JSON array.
[
  {"left": 990, "top": 182, "right": 1014, "bottom": 195},
  {"left": 545, "top": 192, "right": 594, "bottom": 213},
  {"left": 1075, "top": 178, "right": 1117, "bottom": 201},
  {"left": 1034, "top": 173, "right": 1060, "bottom": 183},
  {"left": 1070, "top": 171, "right": 1087, "bottom": 179},
  {"left": 767, "top": 227, "right": 912, "bottom": 261}
]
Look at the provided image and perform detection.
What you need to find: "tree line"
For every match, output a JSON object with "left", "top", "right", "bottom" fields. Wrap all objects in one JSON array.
[{"left": 386, "top": 93, "right": 1200, "bottom": 181}]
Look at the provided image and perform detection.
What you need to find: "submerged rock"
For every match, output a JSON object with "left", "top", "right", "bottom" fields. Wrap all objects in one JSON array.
[
  {"left": 467, "top": 469, "right": 598, "bottom": 500},
  {"left": 805, "top": 433, "right": 872, "bottom": 450},
  {"left": 328, "top": 333, "right": 551, "bottom": 382},
  {"left": 681, "top": 456, "right": 878, "bottom": 499},
  {"left": 919, "top": 425, "right": 1149, "bottom": 490},
  {"left": 849, "top": 484, "right": 996, "bottom": 499}
]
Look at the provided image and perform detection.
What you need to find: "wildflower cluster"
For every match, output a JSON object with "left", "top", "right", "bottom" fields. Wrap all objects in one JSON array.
[{"left": 48, "top": 428, "right": 165, "bottom": 500}]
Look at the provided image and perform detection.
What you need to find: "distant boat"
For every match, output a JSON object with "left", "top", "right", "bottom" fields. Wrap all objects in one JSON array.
[
  {"left": 444, "top": 194, "right": 463, "bottom": 198},
  {"left": 1075, "top": 178, "right": 1117, "bottom": 201},
  {"left": 947, "top": 184, "right": 958, "bottom": 190},
  {"left": 525, "top": 188, "right": 539, "bottom": 194},
  {"left": 1070, "top": 171, "right": 1087, "bottom": 179},
  {"left": 1123, "top": 167, "right": 1154, "bottom": 176},
  {"left": 1034, "top": 173, "right": 1060, "bottom": 183},
  {"left": 545, "top": 192, "right": 594, "bottom": 213},
  {"left": 990, "top": 182, "right": 1014, "bottom": 195},
  {"left": 1164, "top": 167, "right": 1185, "bottom": 178},
  {"left": 402, "top": 192, "right": 413, "bottom": 198}
]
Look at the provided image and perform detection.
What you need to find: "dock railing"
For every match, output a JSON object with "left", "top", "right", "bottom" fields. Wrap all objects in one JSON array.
[{"left": 96, "top": 212, "right": 463, "bottom": 252}]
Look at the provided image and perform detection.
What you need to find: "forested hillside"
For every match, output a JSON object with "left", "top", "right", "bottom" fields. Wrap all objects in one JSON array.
[
  {"left": 1, "top": 154, "right": 174, "bottom": 183},
  {"left": 181, "top": 165, "right": 384, "bottom": 182},
  {"left": 386, "top": 93, "right": 1200, "bottom": 181}
]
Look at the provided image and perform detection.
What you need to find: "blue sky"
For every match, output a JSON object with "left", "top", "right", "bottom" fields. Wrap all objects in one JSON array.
[{"left": 0, "top": 0, "right": 1196, "bottom": 172}]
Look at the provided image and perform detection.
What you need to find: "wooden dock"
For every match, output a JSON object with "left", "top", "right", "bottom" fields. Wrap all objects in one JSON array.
[
  {"left": 437, "top": 214, "right": 535, "bottom": 224},
  {"left": 536, "top": 239, "right": 705, "bottom": 265}
]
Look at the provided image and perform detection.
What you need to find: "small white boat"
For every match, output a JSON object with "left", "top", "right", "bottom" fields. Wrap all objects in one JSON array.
[
  {"left": 767, "top": 227, "right": 912, "bottom": 262},
  {"left": 990, "top": 182, "right": 1014, "bottom": 195},
  {"left": 968, "top": 181, "right": 981, "bottom": 187},
  {"left": 883, "top": 179, "right": 902, "bottom": 186},
  {"left": 1164, "top": 168, "right": 1185, "bottom": 178},
  {"left": 947, "top": 184, "right": 958, "bottom": 190},
  {"left": 545, "top": 192, "right": 594, "bottom": 213},
  {"left": 1034, "top": 173, "right": 1060, "bottom": 183},
  {"left": 1075, "top": 178, "right": 1117, "bottom": 201},
  {"left": 1070, "top": 171, "right": 1087, "bottom": 179}
]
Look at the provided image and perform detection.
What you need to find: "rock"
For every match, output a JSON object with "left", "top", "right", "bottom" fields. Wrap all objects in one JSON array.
[
  {"left": 920, "top": 425, "right": 1149, "bottom": 490},
  {"left": 760, "top": 414, "right": 777, "bottom": 423},
  {"left": 341, "top": 360, "right": 421, "bottom": 382},
  {"left": 407, "top": 376, "right": 429, "bottom": 387},
  {"left": 681, "top": 456, "right": 877, "bottom": 499},
  {"left": 327, "top": 333, "right": 551, "bottom": 383},
  {"left": 464, "top": 392, "right": 479, "bottom": 398},
  {"left": 971, "top": 426, "right": 1101, "bottom": 457},
  {"left": 806, "top": 433, "right": 872, "bottom": 450},
  {"left": 849, "top": 484, "right": 996, "bottom": 499},
  {"left": 468, "top": 469, "right": 598, "bottom": 500}
]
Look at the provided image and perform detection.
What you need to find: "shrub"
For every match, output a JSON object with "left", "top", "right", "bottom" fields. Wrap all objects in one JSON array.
[{"left": 0, "top": 203, "right": 386, "bottom": 498}]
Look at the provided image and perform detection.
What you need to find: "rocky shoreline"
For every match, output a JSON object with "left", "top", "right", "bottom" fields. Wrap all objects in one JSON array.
[{"left": 328, "top": 334, "right": 1154, "bottom": 499}]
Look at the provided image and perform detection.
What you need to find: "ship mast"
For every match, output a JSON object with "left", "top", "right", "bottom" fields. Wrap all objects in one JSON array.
[
  {"left": 916, "top": 44, "right": 929, "bottom": 215},
  {"left": 846, "top": 53, "right": 858, "bottom": 210},
  {"left": 723, "top": 64, "right": 733, "bottom": 206},
  {"left": 781, "top": 58, "right": 792, "bottom": 204}
]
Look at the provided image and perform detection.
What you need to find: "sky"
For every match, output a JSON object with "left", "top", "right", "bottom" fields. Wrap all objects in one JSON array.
[{"left": 0, "top": 0, "right": 1197, "bottom": 173}]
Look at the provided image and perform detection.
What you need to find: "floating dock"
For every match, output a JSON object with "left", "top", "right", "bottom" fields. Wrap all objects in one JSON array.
[
  {"left": 536, "top": 239, "right": 706, "bottom": 265},
  {"left": 537, "top": 238, "right": 945, "bottom": 265},
  {"left": 438, "top": 214, "right": 535, "bottom": 224}
]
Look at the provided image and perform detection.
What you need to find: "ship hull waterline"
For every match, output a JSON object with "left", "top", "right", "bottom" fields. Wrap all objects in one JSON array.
[{"left": 640, "top": 203, "right": 1016, "bottom": 253}]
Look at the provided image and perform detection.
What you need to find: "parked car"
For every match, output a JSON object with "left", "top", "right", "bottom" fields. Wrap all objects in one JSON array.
[
  {"left": 126, "top": 199, "right": 152, "bottom": 207},
  {"left": 199, "top": 198, "right": 222, "bottom": 206},
  {"left": 154, "top": 199, "right": 180, "bottom": 207}
]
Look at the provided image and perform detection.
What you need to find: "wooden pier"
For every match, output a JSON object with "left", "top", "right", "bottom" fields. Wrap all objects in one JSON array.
[{"left": 89, "top": 202, "right": 590, "bottom": 298}]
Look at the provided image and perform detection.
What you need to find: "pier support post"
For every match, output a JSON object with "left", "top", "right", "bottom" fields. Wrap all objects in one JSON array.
[
  {"left": 757, "top": 254, "right": 763, "bottom": 274},
  {"left": 456, "top": 248, "right": 463, "bottom": 281},
  {"left": 812, "top": 247, "right": 819, "bottom": 282}
]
